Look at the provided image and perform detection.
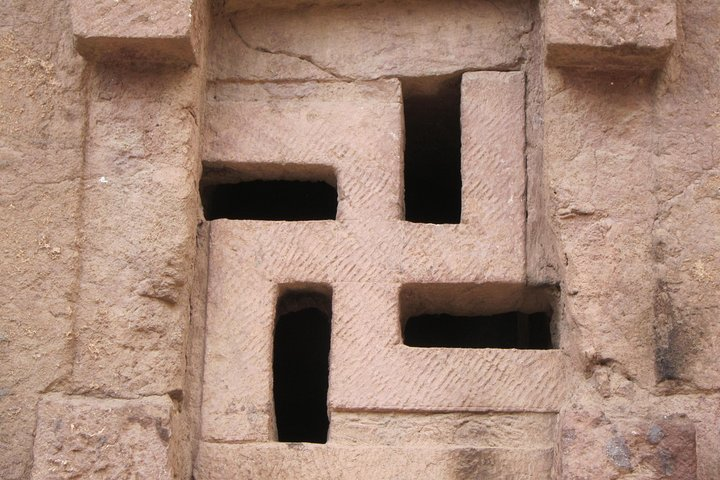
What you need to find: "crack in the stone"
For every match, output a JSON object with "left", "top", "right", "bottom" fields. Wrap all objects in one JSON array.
[{"left": 228, "top": 18, "right": 351, "bottom": 81}]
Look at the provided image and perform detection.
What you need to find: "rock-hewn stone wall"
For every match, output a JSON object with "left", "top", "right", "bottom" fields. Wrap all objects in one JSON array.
[{"left": 1, "top": 0, "right": 718, "bottom": 478}]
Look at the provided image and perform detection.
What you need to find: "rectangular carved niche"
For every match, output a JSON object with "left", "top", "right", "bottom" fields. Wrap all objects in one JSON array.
[
  {"left": 400, "top": 283, "right": 558, "bottom": 349},
  {"left": 402, "top": 74, "right": 462, "bottom": 224},
  {"left": 274, "top": 286, "right": 332, "bottom": 444},
  {"left": 200, "top": 164, "right": 338, "bottom": 221}
]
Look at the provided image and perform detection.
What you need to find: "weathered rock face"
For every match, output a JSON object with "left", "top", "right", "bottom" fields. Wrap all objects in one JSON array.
[
  {"left": 1, "top": 0, "right": 718, "bottom": 479},
  {"left": 31, "top": 394, "right": 176, "bottom": 479}
]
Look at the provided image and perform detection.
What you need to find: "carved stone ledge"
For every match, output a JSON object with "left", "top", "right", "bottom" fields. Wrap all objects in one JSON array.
[
  {"left": 544, "top": 0, "right": 677, "bottom": 71},
  {"left": 70, "top": 0, "right": 200, "bottom": 66}
]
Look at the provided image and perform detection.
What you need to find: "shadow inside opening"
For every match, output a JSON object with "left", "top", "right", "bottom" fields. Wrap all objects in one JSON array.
[
  {"left": 274, "top": 291, "right": 331, "bottom": 443},
  {"left": 202, "top": 180, "right": 337, "bottom": 221},
  {"left": 403, "top": 312, "right": 553, "bottom": 349}
]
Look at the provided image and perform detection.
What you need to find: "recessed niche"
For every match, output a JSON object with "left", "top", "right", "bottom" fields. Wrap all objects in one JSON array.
[
  {"left": 273, "top": 287, "right": 332, "bottom": 444},
  {"left": 404, "top": 312, "right": 552, "bottom": 349},
  {"left": 400, "top": 283, "right": 558, "bottom": 350},
  {"left": 200, "top": 165, "right": 337, "bottom": 221},
  {"left": 401, "top": 74, "right": 462, "bottom": 224}
]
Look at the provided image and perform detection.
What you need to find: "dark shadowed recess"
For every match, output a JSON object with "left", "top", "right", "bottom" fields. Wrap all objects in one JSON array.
[
  {"left": 403, "top": 312, "right": 553, "bottom": 349},
  {"left": 201, "top": 180, "right": 337, "bottom": 221},
  {"left": 274, "top": 290, "right": 332, "bottom": 443},
  {"left": 402, "top": 74, "right": 462, "bottom": 224}
]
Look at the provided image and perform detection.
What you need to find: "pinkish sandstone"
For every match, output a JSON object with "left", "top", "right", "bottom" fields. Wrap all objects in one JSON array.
[{"left": 1, "top": 0, "right": 718, "bottom": 479}]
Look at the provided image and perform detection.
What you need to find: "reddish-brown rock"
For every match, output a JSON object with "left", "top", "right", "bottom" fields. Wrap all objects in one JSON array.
[
  {"left": 31, "top": 394, "right": 175, "bottom": 479},
  {"left": 545, "top": 0, "right": 677, "bottom": 70},
  {"left": 1, "top": 0, "right": 718, "bottom": 478},
  {"left": 558, "top": 408, "right": 696, "bottom": 478},
  {"left": 70, "top": 0, "right": 200, "bottom": 65}
]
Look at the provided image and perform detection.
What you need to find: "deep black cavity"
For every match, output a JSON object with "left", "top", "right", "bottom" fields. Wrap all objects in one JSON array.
[
  {"left": 273, "top": 292, "right": 331, "bottom": 443},
  {"left": 402, "top": 75, "right": 462, "bottom": 224}
]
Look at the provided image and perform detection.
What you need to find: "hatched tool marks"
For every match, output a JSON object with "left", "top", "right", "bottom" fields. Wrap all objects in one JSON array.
[{"left": 201, "top": 74, "right": 565, "bottom": 445}]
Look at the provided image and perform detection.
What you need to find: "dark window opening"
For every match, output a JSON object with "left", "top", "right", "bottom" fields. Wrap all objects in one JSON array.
[
  {"left": 402, "top": 74, "right": 462, "bottom": 224},
  {"left": 400, "top": 283, "right": 557, "bottom": 349},
  {"left": 274, "top": 289, "right": 331, "bottom": 443},
  {"left": 403, "top": 312, "right": 553, "bottom": 349},
  {"left": 200, "top": 166, "right": 337, "bottom": 221}
]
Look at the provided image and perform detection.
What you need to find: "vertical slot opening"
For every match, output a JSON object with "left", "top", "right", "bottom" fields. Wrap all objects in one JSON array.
[
  {"left": 402, "top": 74, "right": 462, "bottom": 224},
  {"left": 274, "top": 287, "right": 332, "bottom": 443}
]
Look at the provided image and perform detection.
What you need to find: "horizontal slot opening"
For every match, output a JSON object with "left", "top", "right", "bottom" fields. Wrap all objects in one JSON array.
[
  {"left": 400, "top": 283, "right": 558, "bottom": 350},
  {"left": 201, "top": 165, "right": 337, "bottom": 221},
  {"left": 402, "top": 74, "right": 462, "bottom": 224},
  {"left": 274, "top": 286, "right": 332, "bottom": 444},
  {"left": 404, "top": 312, "right": 552, "bottom": 349}
]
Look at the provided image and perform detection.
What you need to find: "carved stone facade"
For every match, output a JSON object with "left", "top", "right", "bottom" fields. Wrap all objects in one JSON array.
[{"left": 1, "top": 0, "right": 718, "bottom": 479}]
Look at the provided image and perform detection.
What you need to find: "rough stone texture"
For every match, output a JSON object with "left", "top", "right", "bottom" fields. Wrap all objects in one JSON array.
[
  {"left": 200, "top": 76, "right": 558, "bottom": 443},
  {"left": 31, "top": 394, "right": 175, "bottom": 479},
  {"left": 203, "top": 81, "right": 404, "bottom": 221},
  {"left": 1, "top": 1, "right": 208, "bottom": 478},
  {"left": 558, "top": 408, "right": 696, "bottom": 478},
  {"left": 329, "top": 412, "right": 556, "bottom": 448},
  {"left": 0, "top": 2, "right": 85, "bottom": 477},
  {"left": 68, "top": 67, "right": 203, "bottom": 398},
  {"left": 195, "top": 443, "right": 554, "bottom": 480},
  {"left": 653, "top": 174, "right": 720, "bottom": 389},
  {"left": 542, "top": 2, "right": 720, "bottom": 474},
  {"left": 70, "top": 0, "right": 200, "bottom": 65},
  {"left": 209, "top": 0, "right": 533, "bottom": 81},
  {"left": 544, "top": 0, "right": 678, "bottom": 70},
  {"left": 544, "top": 71, "right": 659, "bottom": 388},
  {"left": 2, "top": 0, "right": 720, "bottom": 478}
]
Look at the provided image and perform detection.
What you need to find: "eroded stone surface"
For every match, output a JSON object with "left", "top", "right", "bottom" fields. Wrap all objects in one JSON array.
[
  {"left": 209, "top": 0, "right": 532, "bottom": 81},
  {"left": 200, "top": 75, "right": 563, "bottom": 443},
  {"left": 31, "top": 394, "right": 175, "bottom": 479},
  {"left": 558, "top": 409, "right": 696, "bottom": 478},
  {"left": 544, "top": 0, "right": 677, "bottom": 70},
  {"left": 69, "top": 68, "right": 203, "bottom": 398},
  {"left": 0, "top": 2, "right": 85, "bottom": 477},
  {"left": 195, "top": 443, "right": 554, "bottom": 480},
  {"left": 70, "top": 0, "right": 199, "bottom": 65}
]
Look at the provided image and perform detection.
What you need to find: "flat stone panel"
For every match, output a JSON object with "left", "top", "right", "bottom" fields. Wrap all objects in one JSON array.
[
  {"left": 461, "top": 71, "right": 526, "bottom": 280},
  {"left": 544, "top": 0, "right": 677, "bottom": 70},
  {"left": 31, "top": 394, "right": 174, "bottom": 479},
  {"left": 70, "top": 0, "right": 199, "bottom": 65},
  {"left": 195, "top": 443, "right": 554, "bottom": 480},
  {"left": 209, "top": 0, "right": 532, "bottom": 81},
  {"left": 329, "top": 412, "right": 556, "bottom": 449},
  {"left": 203, "top": 81, "right": 404, "bottom": 221}
]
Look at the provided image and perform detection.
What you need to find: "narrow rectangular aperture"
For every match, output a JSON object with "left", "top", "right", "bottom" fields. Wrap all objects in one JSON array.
[
  {"left": 202, "top": 180, "right": 337, "bottom": 221},
  {"left": 403, "top": 312, "right": 552, "bottom": 349},
  {"left": 273, "top": 289, "right": 332, "bottom": 443},
  {"left": 402, "top": 74, "right": 462, "bottom": 224},
  {"left": 401, "top": 283, "right": 556, "bottom": 350}
]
